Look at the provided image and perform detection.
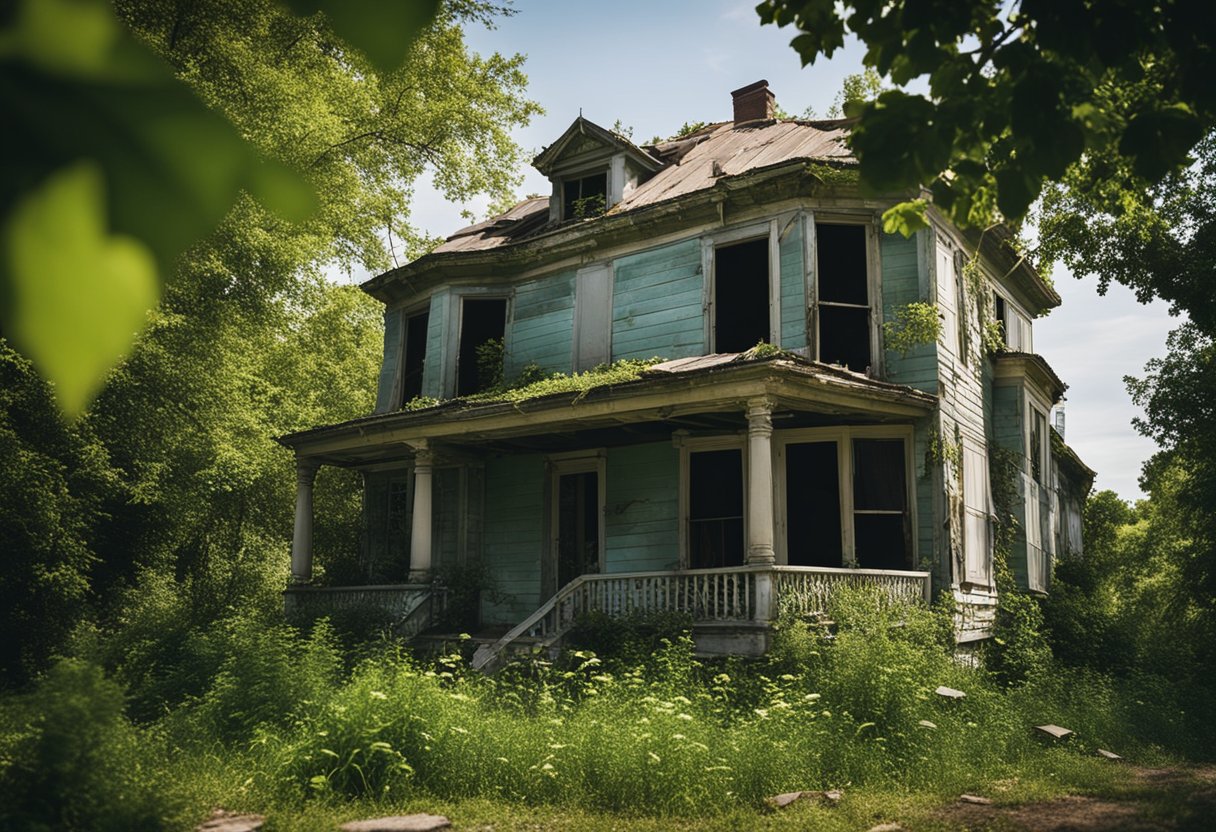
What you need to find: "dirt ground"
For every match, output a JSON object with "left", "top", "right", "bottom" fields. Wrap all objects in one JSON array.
[{"left": 931, "top": 767, "right": 1216, "bottom": 831}]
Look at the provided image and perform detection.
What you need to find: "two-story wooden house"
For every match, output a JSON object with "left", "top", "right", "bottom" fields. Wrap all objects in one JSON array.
[{"left": 278, "top": 81, "right": 1093, "bottom": 665}]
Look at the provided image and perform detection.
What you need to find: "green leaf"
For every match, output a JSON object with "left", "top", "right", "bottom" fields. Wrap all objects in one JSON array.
[
  {"left": 2, "top": 162, "right": 158, "bottom": 418},
  {"left": 881, "top": 200, "right": 930, "bottom": 237},
  {"left": 1120, "top": 105, "right": 1204, "bottom": 182},
  {"left": 995, "top": 168, "right": 1041, "bottom": 220},
  {"left": 285, "top": 0, "right": 440, "bottom": 72}
]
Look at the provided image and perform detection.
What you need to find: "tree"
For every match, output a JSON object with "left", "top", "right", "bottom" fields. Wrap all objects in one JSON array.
[{"left": 756, "top": 0, "right": 1216, "bottom": 228}]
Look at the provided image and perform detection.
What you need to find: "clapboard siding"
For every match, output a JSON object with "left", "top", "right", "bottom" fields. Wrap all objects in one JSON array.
[
  {"left": 432, "top": 467, "right": 460, "bottom": 569},
  {"left": 881, "top": 231, "right": 937, "bottom": 393},
  {"left": 912, "top": 420, "right": 938, "bottom": 580},
  {"left": 421, "top": 289, "right": 450, "bottom": 399},
  {"left": 481, "top": 455, "right": 545, "bottom": 624},
  {"left": 507, "top": 270, "right": 575, "bottom": 379},
  {"left": 612, "top": 239, "right": 705, "bottom": 360},
  {"left": 779, "top": 222, "right": 807, "bottom": 349},
  {"left": 374, "top": 308, "right": 404, "bottom": 413},
  {"left": 605, "top": 443, "right": 680, "bottom": 572}
]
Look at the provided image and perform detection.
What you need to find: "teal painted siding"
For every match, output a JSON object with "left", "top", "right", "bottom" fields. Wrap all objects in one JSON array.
[
  {"left": 612, "top": 239, "right": 705, "bottom": 360},
  {"left": 880, "top": 231, "right": 937, "bottom": 392},
  {"left": 991, "top": 384, "right": 1031, "bottom": 586},
  {"left": 421, "top": 290, "right": 450, "bottom": 399},
  {"left": 481, "top": 455, "right": 545, "bottom": 624},
  {"left": 779, "top": 222, "right": 807, "bottom": 349},
  {"left": 605, "top": 443, "right": 680, "bottom": 572},
  {"left": 912, "top": 420, "right": 939, "bottom": 583},
  {"left": 374, "top": 309, "right": 403, "bottom": 413},
  {"left": 432, "top": 467, "right": 461, "bottom": 570},
  {"left": 507, "top": 270, "right": 575, "bottom": 379}
]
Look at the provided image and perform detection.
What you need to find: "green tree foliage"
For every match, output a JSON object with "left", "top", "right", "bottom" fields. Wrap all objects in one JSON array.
[
  {"left": 756, "top": 0, "right": 1215, "bottom": 227},
  {"left": 0, "top": 345, "right": 125, "bottom": 686}
]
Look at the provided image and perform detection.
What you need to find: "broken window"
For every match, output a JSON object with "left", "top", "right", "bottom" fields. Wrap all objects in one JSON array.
[
  {"left": 784, "top": 441, "right": 842, "bottom": 567},
  {"left": 1030, "top": 407, "right": 1047, "bottom": 484},
  {"left": 993, "top": 293, "right": 1008, "bottom": 347},
  {"left": 688, "top": 449, "right": 744, "bottom": 568},
  {"left": 852, "top": 439, "right": 911, "bottom": 570},
  {"left": 816, "top": 223, "right": 871, "bottom": 372},
  {"left": 714, "top": 238, "right": 770, "bottom": 353},
  {"left": 399, "top": 309, "right": 429, "bottom": 405},
  {"left": 563, "top": 172, "right": 608, "bottom": 220},
  {"left": 456, "top": 298, "right": 507, "bottom": 396}
]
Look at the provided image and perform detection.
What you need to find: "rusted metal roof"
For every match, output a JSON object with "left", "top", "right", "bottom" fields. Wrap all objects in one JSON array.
[{"left": 430, "top": 118, "right": 854, "bottom": 256}]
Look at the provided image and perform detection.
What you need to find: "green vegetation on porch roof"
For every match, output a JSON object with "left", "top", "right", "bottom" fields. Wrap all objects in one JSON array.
[{"left": 401, "top": 343, "right": 798, "bottom": 411}]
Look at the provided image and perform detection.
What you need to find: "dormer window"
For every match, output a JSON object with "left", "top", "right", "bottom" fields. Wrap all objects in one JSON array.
[{"left": 563, "top": 172, "right": 607, "bottom": 220}]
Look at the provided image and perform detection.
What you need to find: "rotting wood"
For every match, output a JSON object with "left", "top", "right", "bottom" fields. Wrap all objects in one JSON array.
[{"left": 1034, "top": 724, "right": 1075, "bottom": 740}]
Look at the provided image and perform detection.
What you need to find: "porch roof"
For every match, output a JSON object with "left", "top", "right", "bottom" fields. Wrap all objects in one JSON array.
[{"left": 276, "top": 354, "right": 936, "bottom": 465}]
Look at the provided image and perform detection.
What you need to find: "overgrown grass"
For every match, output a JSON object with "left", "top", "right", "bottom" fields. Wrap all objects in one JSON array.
[{"left": 1, "top": 590, "right": 1209, "bottom": 830}]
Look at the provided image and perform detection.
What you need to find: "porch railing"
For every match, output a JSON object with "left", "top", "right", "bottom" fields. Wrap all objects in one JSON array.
[
  {"left": 283, "top": 583, "right": 447, "bottom": 638},
  {"left": 471, "top": 564, "right": 930, "bottom": 672}
]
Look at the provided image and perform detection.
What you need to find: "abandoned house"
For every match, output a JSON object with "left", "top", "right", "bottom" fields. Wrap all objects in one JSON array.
[{"left": 278, "top": 80, "right": 1094, "bottom": 666}]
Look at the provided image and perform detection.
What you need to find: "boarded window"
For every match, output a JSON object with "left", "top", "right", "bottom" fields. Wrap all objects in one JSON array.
[
  {"left": 563, "top": 172, "right": 608, "bottom": 220},
  {"left": 689, "top": 449, "right": 744, "bottom": 568},
  {"left": 456, "top": 299, "right": 507, "bottom": 396},
  {"left": 784, "top": 441, "right": 842, "bottom": 567},
  {"left": 399, "top": 309, "right": 429, "bottom": 405},
  {"left": 574, "top": 264, "right": 612, "bottom": 370},
  {"left": 714, "top": 238, "right": 770, "bottom": 353},
  {"left": 852, "top": 439, "right": 911, "bottom": 569},
  {"left": 816, "top": 223, "right": 871, "bottom": 371}
]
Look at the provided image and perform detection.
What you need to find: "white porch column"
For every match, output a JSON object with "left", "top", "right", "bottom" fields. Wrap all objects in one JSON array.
[
  {"left": 409, "top": 443, "right": 434, "bottom": 581},
  {"left": 290, "top": 458, "right": 319, "bottom": 585},
  {"left": 745, "top": 397, "right": 776, "bottom": 565}
]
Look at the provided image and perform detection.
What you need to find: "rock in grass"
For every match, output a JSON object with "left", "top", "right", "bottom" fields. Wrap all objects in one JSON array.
[
  {"left": 822, "top": 788, "right": 843, "bottom": 804},
  {"left": 959, "top": 794, "right": 993, "bottom": 805},
  {"left": 867, "top": 824, "right": 905, "bottom": 832},
  {"left": 196, "top": 810, "right": 264, "bottom": 832},
  {"left": 340, "top": 815, "right": 452, "bottom": 832},
  {"left": 934, "top": 686, "right": 966, "bottom": 700},
  {"left": 767, "top": 791, "right": 811, "bottom": 809},
  {"left": 1097, "top": 748, "right": 1124, "bottom": 761},
  {"left": 1034, "top": 724, "right": 1075, "bottom": 740}
]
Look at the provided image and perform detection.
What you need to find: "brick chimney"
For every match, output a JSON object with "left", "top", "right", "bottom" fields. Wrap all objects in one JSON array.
[{"left": 732, "top": 80, "right": 775, "bottom": 123}]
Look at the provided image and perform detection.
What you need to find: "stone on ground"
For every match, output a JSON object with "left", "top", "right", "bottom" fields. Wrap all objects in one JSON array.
[
  {"left": 867, "top": 824, "right": 905, "bottom": 832},
  {"left": 340, "top": 815, "right": 451, "bottom": 832},
  {"left": 195, "top": 809, "right": 264, "bottom": 832},
  {"left": 766, "top": 790, "right": 811, "bottom": 809},
  {"left": 935, "top": 686, "right": 966, "bottom": 700},
  {"left": 959, "top": 794, "right": 993, "bottom": 805},
  {"left": 1034, "top": 724, "right": 1075, "bottom": 740},
  {"left": 1097, "top": 748, "right": 1124, "bottom": 760}
]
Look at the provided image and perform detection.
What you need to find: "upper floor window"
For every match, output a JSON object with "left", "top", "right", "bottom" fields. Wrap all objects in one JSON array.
[
  {"left": 456, "top": 298, "right": 507, "bottom": 396},
  {"left": 562, "top": 172, "right": 607, "bottom": 220},
  {"left": 399, "top": 308, "right": 430, "bottom": 405},
  {"left": 713, "top": 237, "right": 771, "bottom": 353},
  {"left": 1029, "top": 406, "right": 1048, "bottom": 484},
  {"left": 816, "top": 222, "right": 872, "bottom": 372}
]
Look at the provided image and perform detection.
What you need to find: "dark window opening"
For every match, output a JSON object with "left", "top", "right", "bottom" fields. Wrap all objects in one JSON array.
[
  {"left": 557, "top": 471, "right": 599, "bottom": 588},
  {"left": 816, "top": 223, "right": 871, "bottom": 372},
  {"left": 563, "top": 172, "right": 608, "bottom": 220},
  {"left": 1030, "top": 409, "right": 1046, "bottom": 484},
  {"left": 400, "top": 309, "right": 429, "bottom": 405},
  {"left": 714, "top": 238, "right": 770, "bottom": 353},
  {"left": 852, "top": 439, "right": 911, "bottom": 569},
  {"left": 994, "top": 294, "right": 1008, "bottom": 346},
  {"left": 456, "top": 299, "right": 506, "bottom": 396},
  {"left": 689, "top": 449, "right": 744, "bottom": 569},
  {"left": 785, "top": 442, "right": 842, "bottom": 567}
]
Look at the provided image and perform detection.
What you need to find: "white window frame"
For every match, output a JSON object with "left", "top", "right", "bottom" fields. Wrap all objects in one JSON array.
[
  {"left": 675, "top": 433, "right": 749, "bottom": 569},
  {"left": 702, "top": 219, "right": 782, "bottom": 352},
  {"left": 774, "top": 425, "right": 916, "bottom": 567},
  {"left": 960, "top": 434, "right": 993, "bottom": 587},
  {"left": 810, "top": 213, "right": 883, "bottom": 375}
]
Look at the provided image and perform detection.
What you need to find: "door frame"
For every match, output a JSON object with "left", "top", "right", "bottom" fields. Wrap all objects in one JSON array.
[{"left": 545, "top": 450, "right": 607, "bottom": 598}]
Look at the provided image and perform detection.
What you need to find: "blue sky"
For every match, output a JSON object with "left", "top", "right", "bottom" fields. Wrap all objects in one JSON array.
[{"left": 394, "top": 0, "right": 1178, "bottom": 501}]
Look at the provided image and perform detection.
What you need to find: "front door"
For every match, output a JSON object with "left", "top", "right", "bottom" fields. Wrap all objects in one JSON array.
[{"left": 547, "top": 458, "right": 604, "bottom": 598}]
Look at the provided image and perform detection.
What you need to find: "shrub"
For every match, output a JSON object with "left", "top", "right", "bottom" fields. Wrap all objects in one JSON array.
[{"left": 0, "top": 659, "right": 177, "bottom": 831}]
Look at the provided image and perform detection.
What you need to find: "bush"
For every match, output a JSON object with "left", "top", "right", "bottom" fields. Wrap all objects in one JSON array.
[{"left": 0, "top": 659, "right": 177, "bottom": 831}]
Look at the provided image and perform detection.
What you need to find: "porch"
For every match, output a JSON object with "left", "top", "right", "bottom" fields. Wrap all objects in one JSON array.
[{"left": 276, "top": 354, "right": 939, "bottom": 658}]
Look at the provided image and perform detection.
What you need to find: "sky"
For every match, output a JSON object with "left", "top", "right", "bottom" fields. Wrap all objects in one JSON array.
[{"left": 383, "top": 0, "right": 1179, "bottom": 501}]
